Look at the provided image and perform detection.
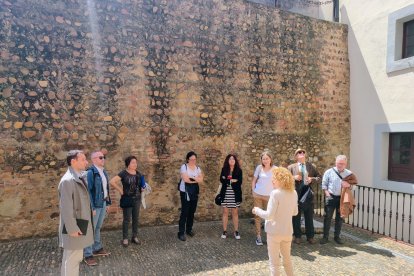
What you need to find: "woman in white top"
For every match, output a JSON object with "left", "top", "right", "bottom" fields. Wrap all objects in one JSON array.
[
  {"left": 177, "top": 151, "right": 204, "bottom": 241},
  {"left": 253, "top": 167, "right": 298, "bottom": 276},
  {"left": 251, "top": 150, "right": 277, "bottom": 245}
]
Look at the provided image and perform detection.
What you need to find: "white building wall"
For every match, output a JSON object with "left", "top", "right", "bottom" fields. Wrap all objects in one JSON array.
[{"left": 340, "top": 0, "right": 414, "bottom": 194}]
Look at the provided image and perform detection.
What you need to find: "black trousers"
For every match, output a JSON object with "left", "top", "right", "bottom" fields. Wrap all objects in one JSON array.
[
  {"left": 122, "top": 196, "right": 141, "bottom": 239},
  {"left": 178, "top": 191, "right": 198, "bottom": 235},
  {"left": 323, "top": 195, "right": 342, "bottom": 238},
  {"left": 292, "top": 203, "right": 314, "bottom": 239}
]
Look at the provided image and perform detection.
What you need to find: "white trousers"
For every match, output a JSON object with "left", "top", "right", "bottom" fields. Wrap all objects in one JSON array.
[
  {"left": 267, "top": 234, "right": 294, "bottom": 276},
  {"left": 61, "top": 249, "right": 83, "bottom": 276}
]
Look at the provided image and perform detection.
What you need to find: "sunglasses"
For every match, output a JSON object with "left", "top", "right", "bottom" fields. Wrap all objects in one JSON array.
[{"left": 297, "top": 151, "right": 305, "bottom": 154}]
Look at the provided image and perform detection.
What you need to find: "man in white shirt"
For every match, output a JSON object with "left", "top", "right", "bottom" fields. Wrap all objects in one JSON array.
[
  {"left": 320, "top": 155, "right": 353, "bottom": 245},
  {"left": 83, "top": 151, "right": 111, "bottom": 265}
]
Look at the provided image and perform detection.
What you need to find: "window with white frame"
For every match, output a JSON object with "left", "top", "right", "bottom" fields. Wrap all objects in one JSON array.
[
  {"left": 387, "top": 4, "right": 414, "bottom": 73},
  {"left": 374, "top": 123, "right": 414, "bottom": 194}
]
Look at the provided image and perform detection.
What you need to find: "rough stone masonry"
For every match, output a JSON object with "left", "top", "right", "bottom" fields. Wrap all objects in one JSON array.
[{"left": 0, "top": 0, "right": 349, "bottom": 240}]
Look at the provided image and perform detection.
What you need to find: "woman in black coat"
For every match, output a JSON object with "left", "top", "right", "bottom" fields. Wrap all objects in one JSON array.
[{"left": 219, "top": 154, "right": 243, "bottom": 239}]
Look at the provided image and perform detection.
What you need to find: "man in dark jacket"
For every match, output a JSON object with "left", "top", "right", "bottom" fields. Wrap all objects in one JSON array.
[
  {"left": 83, "top": 151, "right": 111, "bottom": 266},
  {"left": 288, "top": 149, "right": 321, "bottom": 245}
]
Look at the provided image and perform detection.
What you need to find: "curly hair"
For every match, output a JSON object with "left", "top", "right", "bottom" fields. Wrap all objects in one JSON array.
[{"left": 272, "top": 167, "right": 294, "bottom": 191}]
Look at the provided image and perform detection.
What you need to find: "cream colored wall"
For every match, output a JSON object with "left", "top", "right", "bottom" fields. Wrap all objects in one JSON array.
[
  {"left": 318, "top": 3, "right": 334, "bottom": 22},
  {"left": 340, "top": 0, "right": 414, "bottom": 192}
]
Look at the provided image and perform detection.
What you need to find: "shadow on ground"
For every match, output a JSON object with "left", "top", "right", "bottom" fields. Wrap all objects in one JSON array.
[{"left": 1, "top": 218, "right": 413, "bottom": 276}]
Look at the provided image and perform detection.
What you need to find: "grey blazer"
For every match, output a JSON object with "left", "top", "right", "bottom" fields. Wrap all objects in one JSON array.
[{"left": 58, "top": 167, "right": 93, "bottom": 250}]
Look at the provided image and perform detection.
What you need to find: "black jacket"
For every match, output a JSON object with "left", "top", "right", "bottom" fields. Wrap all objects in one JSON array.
[{"left": 219, "top": 168, "right": 243, "bottom": 204}]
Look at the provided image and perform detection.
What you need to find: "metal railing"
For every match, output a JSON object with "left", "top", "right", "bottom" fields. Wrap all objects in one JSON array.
[{"left": 313, "top": 184, "right": 414, "bottom": 244}]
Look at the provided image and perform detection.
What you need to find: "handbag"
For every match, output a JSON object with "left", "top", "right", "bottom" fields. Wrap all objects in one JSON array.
[
  {"left": 177, "top": 179, "right": 181, "bottom": 191},
  {"left": 215, "top": 194, "right": 222, "bottom": 206},
  {"left": 214, "top": 183, "right": 222, "bottom": 206},
  {"left": 299, "top": 187, "right": 314, "bottom": 209},
  {"left": 120, "top": 195, "right": 135, "bottom": 208}
]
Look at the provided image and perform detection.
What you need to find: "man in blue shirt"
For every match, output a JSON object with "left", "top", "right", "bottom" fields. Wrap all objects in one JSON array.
[{"left": 320, "top": 155, "right": 353, "bottom": 245}]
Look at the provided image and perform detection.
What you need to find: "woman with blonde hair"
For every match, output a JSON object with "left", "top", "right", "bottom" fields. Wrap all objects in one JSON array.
[
  {"left": 252, "top": 167, "right": 298, "bottom": 276},
  {"left": 251, "top": 150, "right": 277, "bottom": 245}
]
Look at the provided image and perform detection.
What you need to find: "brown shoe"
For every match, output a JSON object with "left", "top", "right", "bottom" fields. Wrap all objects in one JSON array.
[
  {"left": 84, "top": 256, "right": 97, "bottom": 266},
  {"left": 93, "top": 248, "right": 111, "bottom": 256},
  {"left": 294, "top": 238, "right": 302, "bottom": 244},
  {"left": 307, "top": 238, "right": 316, "bottom": 244}
]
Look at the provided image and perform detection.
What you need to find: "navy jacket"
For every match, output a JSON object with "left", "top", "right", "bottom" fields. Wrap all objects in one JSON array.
[{"left": 86, "top": 165, "right": 111, "bottom": 210}]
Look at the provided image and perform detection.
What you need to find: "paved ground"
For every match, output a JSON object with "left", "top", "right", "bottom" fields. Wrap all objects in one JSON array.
[{"left": 1, "top": 218, "right": 414, "bottom": 275}]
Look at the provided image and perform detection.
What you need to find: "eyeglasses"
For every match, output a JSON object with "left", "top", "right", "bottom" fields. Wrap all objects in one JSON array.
[{"left": 97, "top": 156, "right": 106, "bottom": 160}]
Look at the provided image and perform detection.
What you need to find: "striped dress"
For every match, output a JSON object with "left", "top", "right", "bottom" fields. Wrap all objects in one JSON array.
[{"left": 222, "top": 184, "right": 240, "bottom": 208}]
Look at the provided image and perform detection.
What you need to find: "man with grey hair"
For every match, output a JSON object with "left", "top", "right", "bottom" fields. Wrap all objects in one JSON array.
[
  {"left": 83, "top": 151, "right": 111, "bottom": 266},
  {"left": 320, "top": 155, "right": 353, "bottom": 245},
  {"left": 59, "top": 150, "right": 93, "bottom": 276}
]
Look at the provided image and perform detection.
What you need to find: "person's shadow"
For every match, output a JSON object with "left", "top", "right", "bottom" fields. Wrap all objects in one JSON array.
[{"left": 291, "top": 240, "right": 357, "bottom": 262}]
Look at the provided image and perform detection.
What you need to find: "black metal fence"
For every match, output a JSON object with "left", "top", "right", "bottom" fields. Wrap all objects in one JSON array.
[{"left": 313, "top": 184, "right": 414, "bottom": 244}]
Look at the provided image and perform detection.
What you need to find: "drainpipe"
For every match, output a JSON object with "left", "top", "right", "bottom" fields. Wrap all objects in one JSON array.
[{"left": 333, "top": 0, "right": 339, "bottom": 22}]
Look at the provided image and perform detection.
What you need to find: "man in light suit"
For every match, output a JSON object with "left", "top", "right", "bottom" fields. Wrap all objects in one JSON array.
[
  {"left": 288, "top": 149, "right": 321, "bottom": 245},
  {"left": 58, "top": 150, "right": 93, "bottom": 276}
]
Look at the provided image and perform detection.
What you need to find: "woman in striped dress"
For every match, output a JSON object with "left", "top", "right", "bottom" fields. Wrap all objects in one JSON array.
[{"left": 219, "top": 154, "right": 243, "bottom": 239}]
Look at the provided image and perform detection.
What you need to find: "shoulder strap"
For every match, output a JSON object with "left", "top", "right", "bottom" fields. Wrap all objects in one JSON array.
[
  {"left": 332, "top": 168, "right": 343, "bottom": 179},
  {"left": 136, "top": 171, "right": 140, "bottom": 185}
]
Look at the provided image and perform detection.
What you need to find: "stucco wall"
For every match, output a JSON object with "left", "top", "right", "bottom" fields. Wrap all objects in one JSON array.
[{"left": 341, "top": 0, "right": 414, "bottom": 193}]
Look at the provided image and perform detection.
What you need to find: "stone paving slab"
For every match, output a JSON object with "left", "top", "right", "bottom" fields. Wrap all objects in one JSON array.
[{"left": 0, "top": 219, "right": 413, "bottom": 275}]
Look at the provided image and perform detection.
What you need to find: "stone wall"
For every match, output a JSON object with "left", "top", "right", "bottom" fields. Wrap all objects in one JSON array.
[{"left": 0, "top": 0, "right": 349, "bottom": 240}]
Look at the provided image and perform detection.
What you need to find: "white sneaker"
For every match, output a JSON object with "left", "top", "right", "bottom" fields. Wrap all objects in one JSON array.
[
  {"left": 234, "top": 231, "right": 241, "bottom": 240},
  {"left": 256, "top": 236, "right": 263, "bottom": 245},
  {"left": 221, "top": 231, "right": 227, "bottom": 239}
]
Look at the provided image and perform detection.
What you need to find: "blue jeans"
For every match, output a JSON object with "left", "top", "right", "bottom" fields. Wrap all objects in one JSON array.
[{"left": 84, "top": 201, "right": 106, "bottom": 257}]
